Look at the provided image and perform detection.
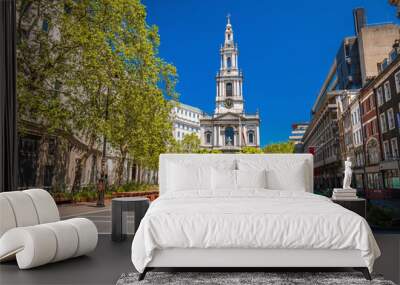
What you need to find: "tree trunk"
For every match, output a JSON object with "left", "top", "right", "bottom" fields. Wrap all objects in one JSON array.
[
  {"left": 71, "top": 152, "right": 89, "bottom": 195},
  {"left": 71, "top": 137, "right": 95, "bottom": 194},
  {"left": 138, "top": 164, "right": 143, "bottom": 184},
  {"left": 116, "top": 150, "right": 127, "bottom": 186},
  {"left": 52, "top": 138, "right": 69, "bottom": 192},
  {"left": 35, "top": 135, "right": 49, "bottom": 188},
  {"left": 126, "top": 160, "right": 131, "bottom": 182},
  {"left": 89, "top": 153, "right": 98, "bottom": 185}
]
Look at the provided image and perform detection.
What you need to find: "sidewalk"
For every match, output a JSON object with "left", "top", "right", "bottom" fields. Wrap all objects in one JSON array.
[
  {"left": 58, "top": 199, "right": 112, "bottom": 218},
  {"left": 57, "top": 199, "right": 136, "bottom": 234}
]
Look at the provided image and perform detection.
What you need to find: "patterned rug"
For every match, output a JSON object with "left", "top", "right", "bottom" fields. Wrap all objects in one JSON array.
[{"left": 116, "top": 271, "right": 396, "bottom": 285}]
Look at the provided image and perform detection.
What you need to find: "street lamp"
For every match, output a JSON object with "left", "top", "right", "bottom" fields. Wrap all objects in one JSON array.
[{"left": 96, "top": 88, "right": 109, "bottom": 207}]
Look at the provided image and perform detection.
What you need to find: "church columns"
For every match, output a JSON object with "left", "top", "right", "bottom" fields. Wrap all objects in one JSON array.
[
  {"left": 238, "top": 123, "right": 242, "bottom": 146},
  {"left": 242, "top": 124, "right": 247, "bottom": 146},
  {"left": 235, "top": 127, "right": 240, "bottom": 146},
  {"left": 220, "top": 126, "right": 224, "bottom": 146},
  {"left": 257, "top": 126, "right": 260, "bottom": 146},
  {"left": 217, "top": 126, "right": 220, "bottom": 146},
  {"left": 235, "top": 53, "right": 238, "bottom": 69},
  {"left": 213, "top": 125, "right": 218, "bottom": 146}
]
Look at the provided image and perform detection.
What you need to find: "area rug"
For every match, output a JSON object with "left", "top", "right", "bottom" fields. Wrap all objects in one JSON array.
[{"left": 116, "top": 271, "right": 396, "bottom": 285}]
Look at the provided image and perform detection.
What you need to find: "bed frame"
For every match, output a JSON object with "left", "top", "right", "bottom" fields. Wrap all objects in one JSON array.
[
  {"left": 139, "top": 248, "right": 371, "bottom": 280},
  {"left": 138, "top": 154, "right": 372, "bottom": 281}
]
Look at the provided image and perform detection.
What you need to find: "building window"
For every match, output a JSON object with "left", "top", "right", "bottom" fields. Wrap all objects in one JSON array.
[
  {"left": 248, "top": 131, "right": 254, "bottom": 144},
  {"left": 367, "top": 139, "right": 380, "bottom": 164},
  {"left": 391, "top": 138, "right": 399, "bottom": 158},
  {"left": 384, "top": 81, "right": 391, "bottom": 102},
  {"left": 372, "top": 120, "right": 377, "bottom": 135},
  {"left": 370, "top": 96, "right": 375, "bottom": 108},
  {"left": 377, "top": 87, "right": 384, "bottom": 106},
  {"left": 367, "top": 173, "right": 383, "bottom": 190},
  {"left": 395, "top": 71, "right": 400, "bottom": 93},
  {"left": 384, "top": 169, "right": 400, "bottom": 189},
  {"left": 380, "top": 113, "right": 387, "bottom": 133},
  {"left": 387, "top": 108, "right": 395, "bottom": 130},
  {"left": 227, "top": 57, "right": 232, "bottom": 69},
  {"left": 205, "top": 132, "right": 212, "bottom": 144},
  {"left": 383, "top": 140, "right": 391, "bottom": 160},
  {"left": 225, "top": 127, "right": 234, "bottom": 146},
  {"left": 226, "top": 82, "right": 233, "bottom": 97}
]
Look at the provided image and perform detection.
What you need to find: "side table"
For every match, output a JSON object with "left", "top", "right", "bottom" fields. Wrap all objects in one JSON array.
[
  {"left": 112, "top": 197, "right": 150, "bottom": 242},
  {"left": 331, "top": 197, "right": 366, "bottom": 219}
]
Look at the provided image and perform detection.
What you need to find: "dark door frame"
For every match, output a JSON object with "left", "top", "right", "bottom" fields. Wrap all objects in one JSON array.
[{"left": 0, "top": 0, "right": 18, "bottom": 192}]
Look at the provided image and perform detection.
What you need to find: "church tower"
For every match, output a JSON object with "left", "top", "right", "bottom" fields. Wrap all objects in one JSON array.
[
  {"left": 215, "top": 15, "right": 244, "bottom": 114},
  {"left": 200, "top": 15, "right": 260, "bottom": 152}
]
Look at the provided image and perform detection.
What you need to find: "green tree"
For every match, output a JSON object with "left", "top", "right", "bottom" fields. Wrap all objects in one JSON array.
[
  {"left": 263, "top": 141, "right": 295, "bottom": 153},
  {"left": 16, "top": 0, "right": 178, "bottom": 190},
  {"left": 16, "top": 0, "right": 78, "bottom": 187},
  {"left": 181, "top": 133, "right": 201, "bottom": 153},
  {"left": 167, "top": 134, "right": 224, "bottom": 154},
  {"left": 240, "top": 146, "right": 263, "bottom": 154},
  {"left": 167, "top": 133, "right": 201, "bottom": 153}
]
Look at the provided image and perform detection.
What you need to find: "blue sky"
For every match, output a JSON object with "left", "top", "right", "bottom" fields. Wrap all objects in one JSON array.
[{"left": 143, "top": 0, "right": 398, "bottom": 146}]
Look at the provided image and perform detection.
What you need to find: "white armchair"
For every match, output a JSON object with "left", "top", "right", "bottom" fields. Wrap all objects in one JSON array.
[{"left": 0, "top": 189, "right": 98, "bottom": 269}]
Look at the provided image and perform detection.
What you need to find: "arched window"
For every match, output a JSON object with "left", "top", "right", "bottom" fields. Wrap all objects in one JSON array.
[
  {"left": 227, "top": 57, "right": 232, "bottom": 69},
  {"left": 225, "top": 127, "right": 234, "bottom": 146},
  {"left": 248, "top": 131, "right": 254, "bottom": 144},
  {"left": 205, "top": 132, "right": 212, "bottom": 144},
  {"left": 226, "top": 82, "right": 232, "bottom": 97}
]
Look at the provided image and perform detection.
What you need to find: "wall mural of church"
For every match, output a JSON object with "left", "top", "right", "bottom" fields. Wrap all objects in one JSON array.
[{"left": 200, "top": 16, "right": 260, "bottom": 152}]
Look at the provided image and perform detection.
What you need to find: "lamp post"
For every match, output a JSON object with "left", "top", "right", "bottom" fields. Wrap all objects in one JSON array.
[{"left": 97, "top": 88, "right": 109, "bottom": 207}]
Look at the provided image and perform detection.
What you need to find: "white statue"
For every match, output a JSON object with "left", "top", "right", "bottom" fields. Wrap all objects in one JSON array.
[{"left": 342, "top": 157, "right": 353, "bottom": 190}]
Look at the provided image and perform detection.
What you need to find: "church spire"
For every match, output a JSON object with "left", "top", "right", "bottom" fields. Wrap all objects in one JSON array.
[
  {"left": 216, "top": 15, "right": 243, "bottom": 114},
  {"left": 224, "top": 14, "right": 233, "bottom": 46}
]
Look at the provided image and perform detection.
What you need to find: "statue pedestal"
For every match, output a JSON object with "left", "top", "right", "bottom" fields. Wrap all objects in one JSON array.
[{"left": 332, "top": 188, "right": 357, "bottom": 200}]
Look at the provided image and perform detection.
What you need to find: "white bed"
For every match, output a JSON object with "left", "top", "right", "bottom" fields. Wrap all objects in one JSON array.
[{"left": 131, "top": 154, "right": 380, "bottom": 280}]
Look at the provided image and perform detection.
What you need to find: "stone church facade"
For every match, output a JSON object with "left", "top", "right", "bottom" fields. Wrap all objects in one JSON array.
[{"left": 200, "top": 16, "right": 260, "bottom": 152}]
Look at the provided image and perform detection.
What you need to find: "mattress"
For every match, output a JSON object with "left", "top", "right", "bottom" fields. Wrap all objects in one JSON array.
[{"left": 131, "top": 190, "right": 380, "bottom": 273}]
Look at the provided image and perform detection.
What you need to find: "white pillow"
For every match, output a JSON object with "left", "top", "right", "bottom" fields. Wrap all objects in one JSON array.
[
  {"left": 266, "top": 161, "right": 307, "bottom": 191},
  {"left": 167, "top": 162, "right": 211, "bottom": 192},
  {"left": 211, "top": 168, "right": 237, "bottom": 190},
  {"left": 236, "top": 169, "right": 267, "bottom": 189}
]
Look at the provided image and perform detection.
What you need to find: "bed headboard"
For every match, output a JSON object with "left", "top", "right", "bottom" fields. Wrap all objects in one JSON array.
[{"left": 159, "top": 154, "right": 314, "bottom": 195}]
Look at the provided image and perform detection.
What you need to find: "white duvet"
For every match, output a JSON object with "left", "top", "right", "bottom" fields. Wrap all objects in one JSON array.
[{"left": 131, "top": 190, "right": 380, "bottom": 273}]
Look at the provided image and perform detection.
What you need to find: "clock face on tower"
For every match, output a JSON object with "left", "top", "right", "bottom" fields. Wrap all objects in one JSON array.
[{"left": 224, "top": 99, "right": 233, "bottom": 109}]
